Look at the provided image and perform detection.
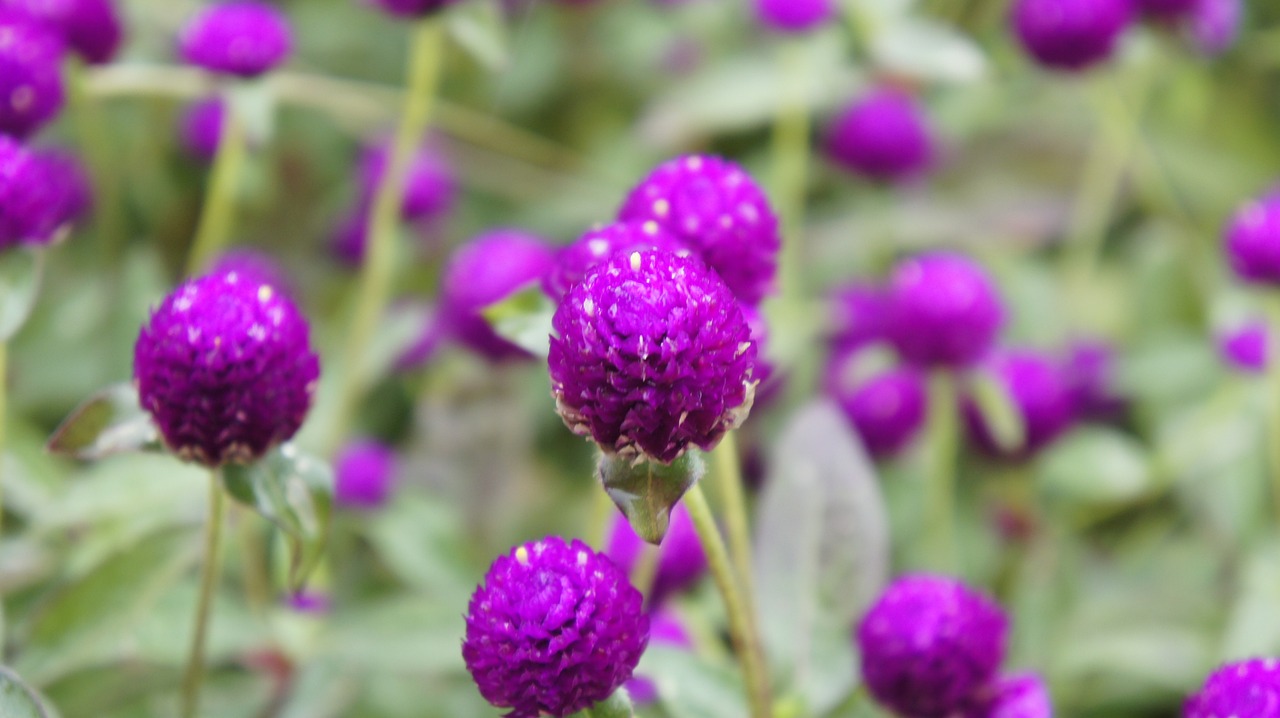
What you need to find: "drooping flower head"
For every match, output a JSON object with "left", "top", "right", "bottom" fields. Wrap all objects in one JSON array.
[
  {"left": 965, "top": 672, "right": 1053, "bottom": 718},
  {"left": 626, "top": 611, "right": 693, "bottom": 705},
  {"left": 179, "top": 1, "right": 293, "bottom": 77},
  {"left": 334, "top": 438, "right": 398, "bottom": 509},
  {"left": 1184, "top": 658, "right": 1280, "bottom": 718},
  {"left": 965, "top": 349, "right": 1077, "bottom": 459},
  {"left": 754, "top": 0, "right": 834, "bottom": 33},
  {"left": 827, "top": 345, "right": 927, "bottom": 458},
  {"left": 133, "top": 269, "right": 320, "bottom": 467},
  {"left": 1011, "top": 0, "right": 1133, "bottom": 71},
  {"left": 605, "top": 501, "right": 707, "bottom": 605},
  {"left": 367, "top": 0, "right": 461, "bottom": 19},
  {"left": 463, "top": 536, "right": 650, "bottom": 718},
  {"left": 357, "top": 138, "right": 456, "bottom": 224},
  {"left": 542, "top": 220, "right": 688, "bottom": 302},
  {"left": 549, "top": 249, "right": 757, "bottom": 463},
  {"left": 1225, "top": 190, "right": 1280, "bottom": 285},
  {"left": 1063, "top": 340, "right": 1127, "bottom": 423},
  {"left": 179, "top": 97, "right": 225, "bottom": 163},
  {"left": 440, "top": 229, "right": 557, "bottom": 361},
  {"left": 825, "top": 87, "right": 935, "bottom": 183},
  {"left": 1186, "top": 0, "right": 1241, "bottom": 56},
  {"left": 828, "top": 283, "right": 889, "bottom": 352},
  {"left": 0, "top": 137, "right": 79, "bottom": 247},
  {"left": 3, "top": 0, "right": 122, "bottom": 63},
  {"left": 618, "top": 155, "right": 781, "bottom": 305},
  {"left": 885, "top": 252, "right": 1004, "bottom": 368},
  {"left": 1220, "top": 320, "right": 1268, "bottom": 374},
  {"left": 0, "top": 13, "right": 65, "bottom": 139},
  {"left": 857, "top": 574, "right": 1009, "bottom": 718}
]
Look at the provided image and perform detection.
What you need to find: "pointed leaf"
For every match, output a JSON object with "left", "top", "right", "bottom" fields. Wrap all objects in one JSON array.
[
  {"left": 46, "top": 383, "right": 159, "bottom": 460},
  {"left": 599, "top": 452, "right": 704, "bottom": 544},
  {"left": 968, "top": 368, "right": 1026, "bottom": 454},
  {"left": 0, "top": 667, "right": 49, "bottom": 718},
  {"left": 481, "top": 284, "right": 554, "bottom": 358},
  {"left": 0, "top": 247, "right": 43, "bottom": 341}
]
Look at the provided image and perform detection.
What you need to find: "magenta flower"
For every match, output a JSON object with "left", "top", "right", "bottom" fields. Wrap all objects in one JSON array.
[
  {"left": 825, "top": 87, "right": 935, "bottom": 183},
  {"left": 286, "top": 590, "right": 331, "bottom": 614},
  {"left": 0, "top": 13, "right": 65, "bottom": 139},
  {"left": 626, "top": 611, "right": 693, "bottom": 705},
  {"left": 33, "top": 147, "right": 91, "bottom": 237},
  {"left": 885, "top": 252, "right": 1004, "bottom": 368},
  {"left": 542, "top": 220, "right": 688, "bottom": 303},
  {"left": 965, "top": 672, "right": 1053, "bottom": 718},
  {"left": 179, "top": 97, "right": 225, "bottom": 163},
  {"left": 4, "top": 0, "right": 122, "bottom": 63},
  {"left": 210, "top": 248, "right": 292, "bottom": 297},
  {"left": 366, "top": 0, "right": 461, "bottom": 19},
  {"left": 1225, "top": 189, "right": 1280, "bottom": 285},
  {"left": 463, "top": 536, "right": 649, "bottom": 718},
  {"left": 334, "top": 438, "right": 397, "bottom": 509},
  {"left": 179, "top": 1, "right": 292, "bottom": 77},
  {"left": 1063, "top": 340, "right": 1127, "bottom": 423},
  {"left": 827, "top": 347, "right": 927, "bottom": 458},
  {"left": 605, "top": 501, "right": 707, "bottom": 605},
  {"left": 357, "top": 138, "right": 456, "bottom": 224},
  {"left": 1220, "top": 321, "right": 1268, "bottom": 374},
  {"left": 1184, "top": 658, "right": 1280, "bottom": 718},
  {"left": 1186, "top": 0, "right": 1241, "bottom": 56},
  {"left": 965, "top": 349, "right": 1077, "bottom": 459},
  {"left": 0, "top": 138, "right": 81, "bottom": 247},
  {"left": 1011, "top": 0, "right": 1133, "bottom": 71},
  {"left": 827, "top": 283, "right": 889, "bottom": 352},
  {"left": 1134, "top": 0, "right": 1198, "bottom": 19},
  {"left": 753, "top": 0, "right": 834, "bottom": 33}
]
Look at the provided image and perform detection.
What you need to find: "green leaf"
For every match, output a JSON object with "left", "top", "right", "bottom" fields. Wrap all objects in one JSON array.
[
  {"left": 636, "top": 647, "right": 747, "bottom": 718},
  {"left": 317, "top": 597, "right": 467, "bottom": 675},
  {"left": 569, "top": 689, "right": 634, "bottom": 718},
  {"left": 45, "top": 383, "right": 159, "bottom": 460},
  {"left": 866, "top": 18, "right": 987, "bottom": 84},
  {"left": 598, "top": 451, "right": 705, "bottom": 544},
  {"left": 226, "top": 77, "right": 277, "bottom": 146},
  {"left": 480, "top": 283, "right": 554, "bottom": 358},
  {"left": 447, "top": 0, "right": 509, "bottom": 72},
  {"left": 0, "top": 247, "right": 44, "bottom": 342},
  {"left": 967, "top": 368, "right": 1026, "bottom": 454},
  {"left": 1037, "top": 427, "right": 1156, "bottom": 509},
  {"left": 0, "top": 667, "right": 50, "bottom": 718}
]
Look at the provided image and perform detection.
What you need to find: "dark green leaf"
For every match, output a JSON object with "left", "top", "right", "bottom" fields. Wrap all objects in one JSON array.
[
  {"left": 0, "top": 666, "right": 50, "bottom": 718},
  {"left": 0, "top": 247, "right": 43, "bottom": 342},
  {"left": 598, "top": 451, "right": 704, "bottom": 544},
  {"left": 45, "top": 383, "right": 159, "bottom": 460},
  {"left": 967, "top": 368, "right": 1026, "bottom": 454},
  {"left": 480, "top": 283, "right": 554, "bottom": 358}
]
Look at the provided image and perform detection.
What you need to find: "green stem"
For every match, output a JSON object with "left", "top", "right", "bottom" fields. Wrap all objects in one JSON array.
[
  {"left": 712, "top": 432, "right": 758, "bottom": 620},
  {"left": 924, "top": 371, "right": 959, "bottom": 572},
  {"left": 588, "top": 483, "right": 616, "bottom": 550},
  {"left": 234, "top": 504, "right": 270, "bottom": 618},
  {"left": 772, "top": 41, "right": 811, "bottom": 304},
  {"left": 328, "top": 18, "right": 446, "bottom": 448},
  {"left": 630, "top": 541, "right": 660, "bottom": 602},
  {"left": 684, "top": 484, "right": 773, "bottom": 718},
  {"left": 67, "top": 58, "right": 125, "bottom": 263},
  {"left": 1264, "top": 297, "right": 1280, "bottom": 526},
  {"left": 0, "top": 341, "right": 7, "bottom": 536},
  {"left": 185, "top": 96, "right": 247, "bottom": 275},
  {"left": 181, "top": 470, "right": 226, "bottom": 718}
]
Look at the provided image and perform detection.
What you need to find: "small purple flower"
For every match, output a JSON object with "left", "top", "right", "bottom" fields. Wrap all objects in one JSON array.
[
  {"left": 334, "top": 438, "right": 397, "bottom": 509},
  {"left": 542, "top": 220, "right": 689, "bottom": 302},
  {"left": 179, "top": 97, "right": 224, "bottom": 163},
  {"left": 605, "top": 501, "right": 707, "bottom": 605},
  {"left": 1185, "top": 658, "right": 1280, "bottom": 718},
  {"left": 3, "top": 0, "right": 122, "bottom": 64},
  {"left": 366, "top": 0, "right": 461, "bottom": 19},
  {"left": 1063, "top": 340, "right": 1127, "bottom": 423},
  {"left": 827, "top": 283, "right": 889, "bottom": 352},
  {"left": 210, "top": 248, "right": 292, "bottom": 297},
  {"left": 857, "top": 574, "right": 1009, "bottom": 718},
  {"left": 1226, "top": 190, "right": 1280, "bottom": 285},
  {"left": 34, "top": 147, "right": 91, "bottom": 235},
  {"left": 1220, "top": 321, "right": 1268, "bottom": 374},
  {"left": 1011, "top": 0, "right": 1133, "bottom": 71},
  {"left": 754, "top": 0, "right": 834, "bottom": 33},
  {"left": 0, "top": 13, "right": 65, "bottom": 139},
  {"left": 618, "top": 154, "right": 781, "bottom": 305},
  {"left": 626, "top": 611, "right": 693, "bottom": 705},
  {"left": 394, "top": 303, "right": 443, "bottom": 371},
  {"left": 357, "top": 138, "right": 456, "bottom": 224},
  {"left": 463, "top": 536, "right": 650, "bottom": 718},
  {"left": 1134, "top": 0, "right": 1198, "bottom": 19},
  {"left": 1186, "top": 0, "right": 1241, "bottom": 56},
  {"left": 885, "top": 252, "right": 1004, "bottom": 369},
  {"left": 827, "top": 347, "right": 927, "bottom": 458},
  {"left": 966, "top": 349, "right": 1077, "bottom": 459},
  {"left": 328, "top": 210, "right": 368, "bottom": 267},
  {"left": 825, "top": 88, "right": 935, "bottom": 183},
  {"left": 0, "top": 137, "right": 77, "bottom": 247},
  {"left": 440, "top": 229, "right": 557, "bottom": 361},
  {"left": 286, "top": 590, "right": 331, "bottom": 614},
  {"left": 965, "top": 672, "right": 1053, "bottom": 718},
  {"left": 179, "top": 1, "right": 292, "bottom": 77},
  {"left": 548, "top": 250, "right": 757, "bottom": 463},
  {"left": 133, "top": 269, "right": 320, "bottom": 467}
]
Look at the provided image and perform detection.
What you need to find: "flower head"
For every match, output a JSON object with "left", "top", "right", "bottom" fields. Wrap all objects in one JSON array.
[
  {"left": 885, "top": 252, "right": 1003, "bottom": 368},
  {"left": 367, "top": 0, "right": 461, "bottom": 19},
  {"left": 334, "top": 438, "right": 397, "bottom": 509},
  {"left": 0, "top": 13, "right": 65, "bottom": 139},
  {"left": 286, "top": 590, "right": 331, "bottom": 614},
  {"left": 548, "top": 249, "right": 757, "bottom": 463},
  {"left": 1064, "top": 340, "right": 1127, "bottom": 423},
  {"left": 605, "top": 501, "right": 707, "bottom": 605},
  {"left": 463, "top": 536, "right": 649, "bottom": 718},
  {"left": 1185, "top": 658, "right": 1280, "bottom": 718},
  {"left": 543, "top": 220, "right": 688, "bottom": 303},
  {"left": 618, "top": 155, "right": 781, "bottom": 305},
  {"left": 0, "top": 138, "right": 80, "bottom": 247},
  {"left": 827, "top": 347, "right": 927, "bottom": 458},
  {"left": 1220, "top": 321, "right": 1268, "bottom": 374},
  {"left": 358, "top": 138, "right": 456, "bottom": 223},
  {"left": 857, "top": 574, "right": 1009, "bottom": 718},
  {"left": 828, "top": 283, "right": 889, "bottom": 352},
  {"left": 133, "top": 269, "right": 320, "bottom": 467},
  {"left": 1225, "top": 190, "right": 1280, "bottom": 285},
  {"left": 754, "top": 0, "right": 834, "bottom": 33},
  {"left": 1186, "top": 0, "right": 1241, "bottom": 56},
  {"left": 965, "top": 349, "right": 1077, "bottom": 459},
  {"left": 179, "top": 97, "right": 224, "bottom": 163},
  {"left": 3, "top": 0, "right": 122, "bottom": 63},
  {"left": 965, "top": 672, "right": 1053, "bottom": 718},
  {"left": 1134, "top": 0, "right": 1198, "bottom": 19},
  {"left": 1011, "top": 0, "right": 1133, "bottom": 71},
  {"left": 825, "top": 88, "right": 935, "bottom": 183},
  {"left": 31, "top": 147, "right": 91, "bottom": 239},
  {"left": 179, "top": 1, "right": 293, "bottom": 77},
  {"left": 210, "top": 248, "right": 292, "bottom": 297}
]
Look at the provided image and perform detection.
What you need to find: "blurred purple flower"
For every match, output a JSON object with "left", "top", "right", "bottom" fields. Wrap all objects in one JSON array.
[
  {"left": 0, "top": 138, "right": 83, "bottom": 247},
  {"left": 2, "top": 0, "right": 121, "bottom": 63},
  {"left": 334, "top": 438, "right": 398, "bottom": 509},
  {"left": 605, "top": 501, "right": 707, "bottom": 606},
  {"left": 827, "top": 346, "right": 927, "bottom": 458},
  {"left": 542, "top": 220, "right": 689, "bottom": 303},
  {"left": 210, "top": 247, "right": 292, "bottom": 296},
  {"left": 179, "top": 1, "right": 292, "bottom": 77},
  {"left": 885, "top": 252, "right": 1004, "bottom": 369},
  {"left": 827, "top": 283, "right": 889, "bottom": 352},
  {"left": 179, "top": 97, "right": 224, "bottom": 163},
  {"left": 754, "top": 0, "right": 834, "bottom": 33},
  {"left": 286, "top": 591, "right": 331, "bottom": 614},
  {"left": 357, "top": 138, "right": 456, "bottom": 224},
  {"left": 1063, "top": 340, "right": 1128, "bottom": 423},
  {"left": 1186, "top": 0, "right": 1241, "bottom": 56},
  {"left": 964, "top": 672, "right": 1053, "bottom": 718},
  {"left": 626, "top": 611, "right": 693, "bottom": 705},
  {"left": 965, "top": 349, "right": 1077, "bottom": 460},
  {"left": 825, "top": 87, "right": 935, "bottom": 183},
  {"left": 1011, "top": 0, "right": 1133, "bottom": 71},
  {"left": 0, "top": 12, "right": 65, "bottom": 139},
  {"left": 1134, "top": 0, "right": 1198, "bottom": 19},
  {"left": 368, "top": 0, "right": 461, "bottom": 18},
  {"left": 1220, "top": 321, "right": 1268, "bottom": 374},
  {"left": 1225, "top": 191, "right": 1280, "bottom": 285},
  {"left": 1184, "top": 658, "right": 1280, "bottom": 718}
]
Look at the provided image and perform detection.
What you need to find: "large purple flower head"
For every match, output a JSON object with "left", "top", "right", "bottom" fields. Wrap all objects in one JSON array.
[
  {"left": 542, "top": 220, "right": 688, "bottom": 303},
  {"left": 618, "top": 155, "right": 781, "bottom": 305},
  {"left": 334, "top": 438, "right": 397, "bottom": 509},
  {"left": 179, "top": 97, "right": 224, "bottom": 163},
  {"left": 1225, "top": 190, "right": 1280, "bottom": 285},
  {"left": 3, "top": 0, "right": 121, "bottom": 63},
  {"left": 0, "top": 13, "right": 64, "bottom": 139},
  {"left": 857, "top": 574, "right": 1009, "bottom": 718},
  {"left": 1064, "top": 340, "right": 1127, "bottom": 423},
  {"left": 0, "top": 137, "right": 77, "bottom": 247},
  {"left": 179, "top": 1, "right": 292, "bottom": 77},
  {"left": 754, "top": 0, "right": 834, "bottom": 33},
  {"left": 1011, "top": 0, "right": 1133, "bottom": 71},
  {"left": 133, "top": 269, "right": 320, "bottom": 467},
  {"left": 1186, "top": 0, "right": 1241, "bottom": 56},
  {"left": 358, "top": 139, "right": 456, "bottom": 224},
  {"left": 463, "top": 536, "right": 650, "bottom": 718},
  {"left": 440, "top": 229, "right": 557, "bottom": 361},
  {"left": 1220, "top": 321, "right": 1268, "bottom": 374},
  {"left": 549, "top": 249, "right": 757, "bottom": 463},
  {"left": 825, "top": 88, "right": 935, "bottom": 183},
  {"left": 965, "top": 672, "right": 1053, "bottom": 718},
  {"left": 966, "top": 349, "right": 1077, "bottom": 459},
  {"left": 828, "top": 283, "right": 889, "bottom": 352},
  {"left": 605, "top": 501, "right": 707, "bottom": 605},
  {"left": 885, "top": 253, "right": 1004, "bottom": 368},
  {"left": 1134, "top": 0, "right": 1198, "bottom": 19},
  {"left": 367, "top": 0, "right": 461, "bottom": 19},
  {"left": 1185, "top": 658, "right": 1280, "bottom": 718},
  {"left": 626, "top": 611, "right": 693, "bottom": 705},
  {"left": 827, "top": 346, "right": 927, "bottom": 458}
]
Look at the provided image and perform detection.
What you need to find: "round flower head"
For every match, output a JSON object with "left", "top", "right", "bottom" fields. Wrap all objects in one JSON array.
[
  {"left": 1064, "top": 340, "right": 1127, "bottom": 423},
  {"left": 334, "top": 438, "right": 397, "bottom": 509},
  {"left": 618, "top": 155, "right": 781, "bottom": 305},
  {"left": 0, "top": 13, "right": 65, "bottom": 139},
  {"left": 394, "top": 303, "right": 443, "bottom": 371},
  {"left": 463, "top": 536, "right": 650, "bottom": 718},
  {"left": 827, "top": 347, "right": 927, "bottom": 458},
  {"left": 626, "top": 611, "right": 693, "bottom": 706},
  {"left": 210, "top": 247, "right": 292, "bottom": 297},
  {"left": 3, "top": 0, "right": 122, "bottom": 63},
  {"left": 440, "top": 229, "right": 557, "bottom": 361},
  {"left": 133, "top": 270, "right": 320, "bottom": 467},
  {"left": 857, "top": 574, "right": 1009, "bottom": 718},
  {"left": 966, "top": 349, "right": 1077, "bottom": 459},
  {"left": 754, "top": 0, "right": 834, "bottom": 33},
  {"left": 738, "top": 301, "right": 779, "bottom": 405},
  {"left": 1011, "top": 0, "right": 1133, "bottom": 71},
  {"left": 1186, "top": 0, "right": 1240, "bottom": 56},
  {"left": 828, "top": 283, "right": 889, "bottom": 352},
  {"left": 885, "top": 253, "right": 1004, "bottom": 368},
  {"left": 1226, "top": 190, "right": 1280, "bottom": 285},
  {"left": 548, "top": 249, "right": 757, "bottom": 463},
  {"left": 1221, "top": 321, "right": 1268, "bottom": 374},
  {"left": 605, "top": 501, "right": 707, "bottom": 605},
  {"left": 1185, "top": 658, "right": 1280, "bottom": 718},
  {"left": 367, "top": 0, "right": 461, "bottom": 19},
  {"left": 965, "top": 672, "right": 1053, "bottom": 718},
  {"left": 179, "top": 97, "right": 224, "bottom": 163},
  {"left": 1134, "top": 0, "right": 1197, "bottom": 19},
  {"left": 179, "top": 1, "right": 293, "bottom": 77},
  {"left": 33, "top": 147, "right": 91, "bottom": 236},
  {"left": 542, "top": 220, "right": 688, "bottom": 302},
  {"left": 286, "top": 590, "right": 331, "bottom": 614},
  {"left": 0, "top": 137, "right": 73, "bottom": 247},
  {"left": 825, "top": 88, "right": 935, "bottom": 183},
  {"left": 358, "top": 139, "right": 456, "bottom": 224}
]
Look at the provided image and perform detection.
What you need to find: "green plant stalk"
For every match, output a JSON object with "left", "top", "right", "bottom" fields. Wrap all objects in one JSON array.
[
  {"left": 588, "top": 483, "right": 616, "bottom": 549},
  {"left": 234, "top": 504, "right": 270, "bottom": 617},
  {"left": 181, "top": 470, "right": 227, "bottom": 718},
  {"left": 712, "top": 432, "right": 758, "bottom": 619},
  {"left": 773, "top": 40, "right": 811, "bottom": 307},
  {"left": 630, "top": 542, "right": 660, "bottom": 601},
  {"left": 67, "top": 58, "right": 126, "bottom": 263},
  {"left": 0, "top": 341, "right": 7, "bottom": 536},
  {"left": 1264, "top": 296, "right": 1280, "bottom": 526},
  {"left": 185, "top": 98, "right": 247, "bottom": 275},
  {"left": 684, "top": 484, "right": 772, "bottom": 718},
  {"left": 924, "top": 371, "right": 959, "bottom": 572},
  {"left": 328, "top": 18, "right": 446, "bottom": 448}
]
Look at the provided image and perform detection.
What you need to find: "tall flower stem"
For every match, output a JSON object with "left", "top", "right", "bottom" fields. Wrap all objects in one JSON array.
[
  {"left": 1264, "top": 296, "right": 1280, "bottom": 525},
  {"left": 181, "top": 470, "right": 227, "bottom": 718},
  {"left": 67, "top": 58, "right": 125, "bottom": 264},
  {"left": 185, "top": 93, "right": 247, "bottom": 275},
  {"left": 772, "top": 40, "right": 811, "bottom": 305},
  {"left": 923, "top": 370, "right": 959, "bottom": 572},
  {"left": 684, "top": 484, "right": 772, "bottom": 718},
  {"left": 711, "top": 432, "right": 758, "bottom": 618},
  {"left": 328, "top": 18, "right": 446, "bottom": 448},
  {"left": 0, "top": 341, "right": 7, "bottom": 537}
]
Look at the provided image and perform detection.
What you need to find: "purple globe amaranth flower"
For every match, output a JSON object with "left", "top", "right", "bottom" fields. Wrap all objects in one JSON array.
[
  {"left": 626, "top": 611, "right": 693, "bottom": 705},
  {"left": 857, "top": 574, "right": 1009, "bottom": 718},
  {"left": 1220, "top": 321, "right": 1268, "bottom": 374},
  {"left": 334, "top": 438, "right": 397, "bottom": 509},
  {"left": 34, "top": 147, "right": 91, "bottom": 233},
  {"left": 394, "top": 303, "right": 443, "bottom": 371},
  {"left": 828, "top": 283, "right": 889, "bottom": 352},
  {"left": 286, "top": 590, "right": 331, "bottom": 614},
  {"left": 0, "top": 137, "right": 78, "bottom": 247},
  {"left": 1011, "top": 0, "right": 1133, "bottom": 71},
  {"left": 3, "top": 0, "right": 122, "bottom": 63},
  {"left": 440, "top": 229, "right": 557, "bottom": 361},
  {"left": 179, "top": 1, "right": 292, "bottom": 77},
  {"left": 1134, "top": 0, "right": 1198, "bottom": 19},
  {"left": 463, "top": 536, "right": 649, "bottom": 718},
  {"left": 738, "top": 301, "right": 779, "bottom": 405},
  {"left": 825, "top": 87, "right": 935, "bottom": 183},
  {"left": 210, "top": 247, "right": 292, "bottom": 297},
  {"left": 1185, "top": 658, "right": 1280, "bottom": 718},
  {"left": 966, "top": 349, "right": 1077, "bottom": 460},
  {"left": 827, "top": 346, "right": 927, "bottom": 458},
  {"left": 1186, "top": 0, "right": 1240, "bottom": 56},
  {"left": 965, "top": 672, "right": 1053, "bottom": 718},
  {"left": 0, "top": 13, "right": 65, "bottom": 139},
  {"left": 1226, "top": 190, "right": 1280, "bottom": 285},
  {"left": 549, "top": 249, "right": 758, "bottom": 463},
  {"left": 179, "top": 97, "right": 224, "bottom": 163},
  {"left": 367, "top": 0, "right": 461, "bottom": 19},
  {"left": 605, "top": 501, "right": 707, "bottom": 605},
  {"left": 618, "top": 154, "right": 781, "bottom": 305},
  {"left": 358, "top": 138, "right": 456, "bottom": 224},
  {"left": 754, "top": 0, "right": 834, "bottom": 33},
  {"left": 133, "top": 269, "right": 320, "bottom": 467},
  {"left": 886, "top": 253, "right": 1004, "bottom": 368},
  {"left": 543, "top": 220, "right": 688, "bottom": 303},
  {"left": 1064, "top": 340, "right": 1127, "bottom": 423}
]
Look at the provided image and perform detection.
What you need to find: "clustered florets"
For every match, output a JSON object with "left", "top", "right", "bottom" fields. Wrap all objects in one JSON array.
[{"left": 1184, "top": 658, "right": 1280, "bottom": 718}]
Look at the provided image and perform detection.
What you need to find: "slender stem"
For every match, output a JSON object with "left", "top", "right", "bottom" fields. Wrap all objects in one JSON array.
[
  {"left": 327, "top": 18, "right": 446, "bottom": 448},
  {"left": 1264, "top": 296, "right": 1280, "bottom": 526},
  {"left": 684, "top": 484, "right": 772, "bottom": 718},
  {"left": 711, "top": 432, "right": 758, "bottom": 620},
  {"left": 588, "top": 483, "right": 616, "bottom": 550},
  {"left": 181, "top": 470, "right": 227, "bottom": 718},
  {"left": 923, "top": 371, "right": 959, "bottom": 572},
  {"left": 185, "top": 96, "right": 247, "bottom": 275},
  {"left": 772, "top": 40, "right": 811, "bottom": 304},
  {"left": 630, "top": 542, "right": 660, "bottom": 602},
  {"left": 67, "top": 58, "right": 125, "bottom": 263},
  {"left": 234, "top": 504, "right": 270, "bottom": 617},
  {"left": 0, "top": 341, "right": 7, "bottom": 536}
]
